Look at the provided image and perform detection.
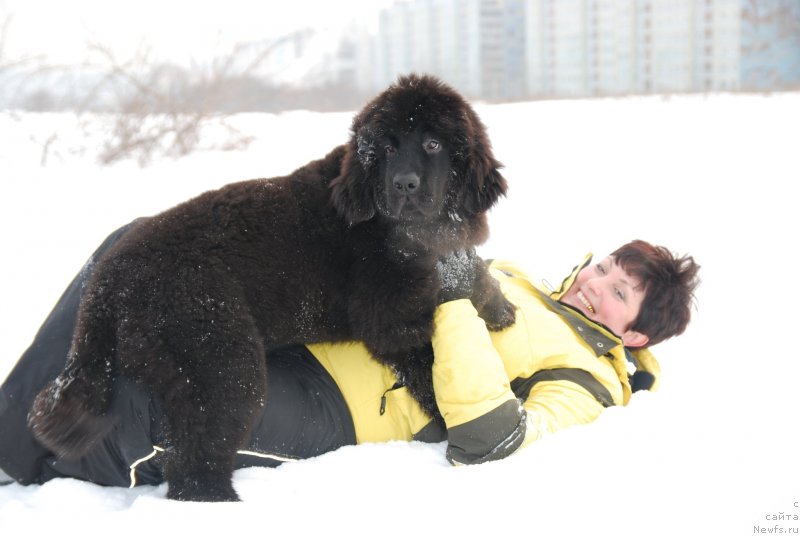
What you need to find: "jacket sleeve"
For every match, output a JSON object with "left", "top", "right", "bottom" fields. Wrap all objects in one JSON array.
[
  {"left": 431, "top": 299, "right": 526, "bottom": 465},
  {"left": 516, "top": 378, "right": 606, "bottom": 449}
]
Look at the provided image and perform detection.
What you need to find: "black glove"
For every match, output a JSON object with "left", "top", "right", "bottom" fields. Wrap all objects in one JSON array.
[{"left": 437, "top": 248, "right": 479, "bottom": 304}]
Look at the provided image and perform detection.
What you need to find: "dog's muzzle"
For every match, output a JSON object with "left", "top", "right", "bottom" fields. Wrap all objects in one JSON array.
[{"left": 392, "top": 172, "right": 420, "bottom": 195}]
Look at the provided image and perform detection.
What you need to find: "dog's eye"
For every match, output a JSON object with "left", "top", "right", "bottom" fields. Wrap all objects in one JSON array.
[
  {"left": 425, "top": 140, "right": 441, "bottom": 153},
  {"left": 385, "top": 145, "right": 396, "bottom": 155}
]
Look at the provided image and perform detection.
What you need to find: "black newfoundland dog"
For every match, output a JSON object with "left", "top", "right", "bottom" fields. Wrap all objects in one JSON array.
[{"left": 28, "top": 74, "right": 515, "bottom": 501}]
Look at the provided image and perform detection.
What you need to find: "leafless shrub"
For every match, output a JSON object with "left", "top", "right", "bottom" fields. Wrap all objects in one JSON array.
[
  {"left": 1, "top": 13, "right": 49, "bottom": 117},
  {"left": 25, "top": 29, "right": 370, "bottom": 167},
  {"left": 66, "top": 40, "right": 293, "bottom": 167}
]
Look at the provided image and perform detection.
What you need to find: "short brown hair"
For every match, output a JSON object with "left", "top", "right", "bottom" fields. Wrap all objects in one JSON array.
[{"left": 611, "top": 240, "right": 700, "bottom": 347}]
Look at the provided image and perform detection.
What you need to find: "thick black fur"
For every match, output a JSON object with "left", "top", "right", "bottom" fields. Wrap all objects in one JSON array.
[{"left": 28, "top": 74, "right": 515, "bottom": 502}]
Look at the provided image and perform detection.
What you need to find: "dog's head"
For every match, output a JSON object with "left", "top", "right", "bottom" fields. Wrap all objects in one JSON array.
[{"left": 330, "top": 74, "right": 507, "bottom": 226}]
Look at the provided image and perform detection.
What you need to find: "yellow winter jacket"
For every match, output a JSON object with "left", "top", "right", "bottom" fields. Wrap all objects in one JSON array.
[{"left": 307, "top": 255, "right": 661, "bottom": 465}]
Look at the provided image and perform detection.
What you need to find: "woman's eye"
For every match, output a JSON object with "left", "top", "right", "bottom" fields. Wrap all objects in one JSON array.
[
  {"left": 385, "top": 145, "right": 396, "bottom": 155},
  {"left": 615, "top": 288, "right": 625, "bottom": 300},
  {"left": 596, "top": 264, "right": 606, "bottom": 274},
  {"left": 425, "top": 140, "right": 441, "bottom": 152}
]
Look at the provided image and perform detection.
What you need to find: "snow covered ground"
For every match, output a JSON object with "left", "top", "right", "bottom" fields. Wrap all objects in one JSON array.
[{"left": 1, "top": 92, "right": 799, "bottom": 535}]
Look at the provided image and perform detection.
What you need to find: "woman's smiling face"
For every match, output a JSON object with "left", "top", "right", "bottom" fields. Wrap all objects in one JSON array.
[{"left": 559, "top": 257, "right": 649, "bottom": 346}]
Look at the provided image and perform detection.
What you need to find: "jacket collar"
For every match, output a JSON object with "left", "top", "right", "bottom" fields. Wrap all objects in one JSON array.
[
  {"left": 534, "top": 287, "right": 621, "bottom": 358},
  {"left": 549, "top": 253, "right": 593, "bottom": 300}
]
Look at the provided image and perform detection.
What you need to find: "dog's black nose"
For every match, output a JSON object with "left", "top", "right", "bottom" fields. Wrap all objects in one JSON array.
[{"left": 393, "top": 173, "right": 420, "bottom": 194}]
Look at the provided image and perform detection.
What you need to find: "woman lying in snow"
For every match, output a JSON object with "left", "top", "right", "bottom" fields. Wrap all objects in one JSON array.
[{"left": 0, "top": 221, "right": 699, "bottom": 492}]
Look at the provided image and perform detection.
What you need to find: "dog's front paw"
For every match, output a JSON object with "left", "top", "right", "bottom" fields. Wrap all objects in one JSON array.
[{"left": 478, "top": 294, "right": 517, "bottom": 331}]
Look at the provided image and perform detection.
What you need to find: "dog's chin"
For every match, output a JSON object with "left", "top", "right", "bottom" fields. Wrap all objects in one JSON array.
[{"left": 384, "top": 196, "right": 441, "bottom": 223}]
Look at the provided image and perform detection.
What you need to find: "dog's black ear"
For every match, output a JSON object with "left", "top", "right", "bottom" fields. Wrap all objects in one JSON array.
[
  {"left": 462, "top": 146, "right": 507, "bottom": 214},
  {"left": 461, "top": 109, "right": 508, "bottom": 214},
  {"left": 330, "top": 137, "right": 377, "bottom": 224}
]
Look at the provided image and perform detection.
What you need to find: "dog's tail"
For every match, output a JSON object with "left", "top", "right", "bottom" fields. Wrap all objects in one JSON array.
[{"left": 28, "top": 296, "right": 118, "bottom": 459}]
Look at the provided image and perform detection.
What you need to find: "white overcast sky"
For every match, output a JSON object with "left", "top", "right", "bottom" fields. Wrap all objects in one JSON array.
[{"left": 1, "top": 0, "right": 394, "bottom": 64}]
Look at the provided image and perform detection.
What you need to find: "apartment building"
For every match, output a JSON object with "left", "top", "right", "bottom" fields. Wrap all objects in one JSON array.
[{"left": 367, "top": 0, "right": 796, "bottom": 98}]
